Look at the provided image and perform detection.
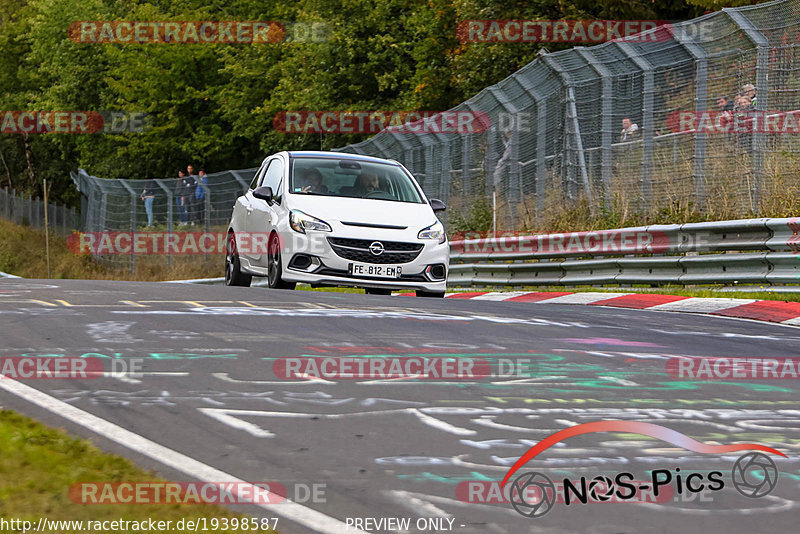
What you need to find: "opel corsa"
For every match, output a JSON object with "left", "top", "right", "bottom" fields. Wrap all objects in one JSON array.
[{"left": 225, "top": 151, "right": 448, "bottom": 296}]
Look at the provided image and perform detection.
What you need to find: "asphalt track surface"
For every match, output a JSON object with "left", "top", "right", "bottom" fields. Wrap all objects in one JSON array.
[{"left": 0, "top": 278, "right": 798, "bottom": 533}]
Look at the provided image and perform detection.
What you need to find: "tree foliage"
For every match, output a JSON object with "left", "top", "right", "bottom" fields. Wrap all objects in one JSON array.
[{"left": 0, "top": 0, "right": 718, "bottom": 205}]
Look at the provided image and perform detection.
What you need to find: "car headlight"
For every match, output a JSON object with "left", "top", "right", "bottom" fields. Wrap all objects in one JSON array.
[
  {"left": 290, "top": 210, "right": 332, "bottom": 233},
  {"left": 418, "top": 221, "right": 446, "bottom": 244}
]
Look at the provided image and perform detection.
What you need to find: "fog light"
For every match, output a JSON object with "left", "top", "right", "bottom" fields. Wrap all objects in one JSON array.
[
  {"left": 425, "top": 264, "right": 446, "bottom": 281},
  {"left": 288, "top": 254, "right": 320, "bottom": 272}
]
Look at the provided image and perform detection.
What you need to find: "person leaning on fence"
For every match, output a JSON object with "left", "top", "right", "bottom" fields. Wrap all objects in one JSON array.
[
  {"left": 194, "top": 169, "right": 209, "bottom": 224},
  {"left": 141, "top": 180, "right": 157, "bottom": 227},
  {"left": 619, "top": 118, "right": 639, "bottom": 142}
]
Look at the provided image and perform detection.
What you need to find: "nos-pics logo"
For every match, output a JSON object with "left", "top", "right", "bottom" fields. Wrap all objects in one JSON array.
[{"left": 501, "top": 420, "right": 783, "bottom": 518}]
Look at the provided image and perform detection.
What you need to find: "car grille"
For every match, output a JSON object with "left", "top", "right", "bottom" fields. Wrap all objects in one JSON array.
[{"left": 328, "top": 237, "right": 423, "bottom": 264}]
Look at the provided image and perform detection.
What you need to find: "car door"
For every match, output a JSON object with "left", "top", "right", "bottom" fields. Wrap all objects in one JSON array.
[
  {"left": 248, "top": 156, "right": 285, "bottom": 267},
  {"left": 236, "top": 159, "right": 269, "bottom": 266}
]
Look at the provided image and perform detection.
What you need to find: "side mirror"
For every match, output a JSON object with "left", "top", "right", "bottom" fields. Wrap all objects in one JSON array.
[
  {"left": 253, "top": 186, "right": 274, "bottom": 204},
  {"left": 429, "top": 198, "right": 447, "bottom": 213}
]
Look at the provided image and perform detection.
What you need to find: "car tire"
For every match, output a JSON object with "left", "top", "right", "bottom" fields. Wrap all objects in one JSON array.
[
  {"left": 416, "top": 290, "right": 445, "bottom": 298},
  {"left": 268, "top": 233, "right": 296, "bottom": 290},
  {"left": 365, "top": 288, "right": 392, "bottom": 295},
  {"left": 225, "top": 232, "right": 252, "bottom": 287}
]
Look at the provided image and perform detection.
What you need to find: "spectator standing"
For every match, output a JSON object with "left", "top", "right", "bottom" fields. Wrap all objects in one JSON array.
[
  {"left": 175, "top": 170, "right": 189, "bottom": 225},
  {"left": 742, "top": 84, "right": 757, "bottom": 107},
  {"left": 716, "top": 96, "right": 735, "bottom": 131},
  {"left": 716, "top": 96, "right": 734, "bottom": 113},
  {"left": 194, "top": 169, "right": 209, "bottom": 224},
  {"left": 185, "top": 165, "right": 199, "bottom": 226},
  {"left": 141, "top": 179, "right": 157, "bottom": 227},
  {"left": 619, "top": 118, "right": 639, "bottom": 142},
  {"left": 733, "top": 94, "right": 754, "bottom": 151}
]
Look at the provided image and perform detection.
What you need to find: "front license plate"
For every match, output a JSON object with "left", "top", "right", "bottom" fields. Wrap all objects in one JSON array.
[{"left": 349, "top": 263, "right": 402, "bottom": 278}]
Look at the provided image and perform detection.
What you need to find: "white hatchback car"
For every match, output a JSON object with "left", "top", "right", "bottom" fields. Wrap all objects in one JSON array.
[{"left": 225, "top": 151, "right": 449, "bottom": 296}]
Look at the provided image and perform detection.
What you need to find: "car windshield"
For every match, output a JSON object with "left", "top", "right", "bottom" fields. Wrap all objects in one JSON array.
[{"left": 289, "top": 157, "right": 425, "bottom": 203}]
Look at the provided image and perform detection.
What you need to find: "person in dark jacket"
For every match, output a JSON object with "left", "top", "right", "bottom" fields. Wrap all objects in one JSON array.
[
  {"left": 185, "top": 164, "right": 199, "bottom": 225},
  {"left": 174, "top": 170, "right": 190, "bottom": 225},
  {"left": 194, "top": 169, "right": 209, "bottom": 224}
]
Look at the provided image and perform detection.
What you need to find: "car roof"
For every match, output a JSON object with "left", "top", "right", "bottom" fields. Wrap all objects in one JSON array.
[{"left": 286, "top": 151, "right": 399, "bottom": 165}]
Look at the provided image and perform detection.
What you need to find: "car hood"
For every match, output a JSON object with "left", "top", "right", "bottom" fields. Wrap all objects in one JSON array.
[{"left": 288, "top": 195, "right": 438, "bottom": 229}]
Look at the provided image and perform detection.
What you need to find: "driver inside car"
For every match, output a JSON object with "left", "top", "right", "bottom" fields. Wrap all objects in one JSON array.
[
  {"left": 300, "top": 168, "right": 329, "bottom": 194},
  {"left": 341, "top": 172, "right": 380, "bottom": 197}
]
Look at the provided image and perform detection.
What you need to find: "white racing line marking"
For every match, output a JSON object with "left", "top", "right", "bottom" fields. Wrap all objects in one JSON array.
[{"left": 0, "top": 376, "right": 367, "bottom": 534}]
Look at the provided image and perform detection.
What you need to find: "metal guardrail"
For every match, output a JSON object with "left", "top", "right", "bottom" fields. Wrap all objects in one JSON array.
[{"left": 447, "top": 218, "right": 800, "bottom": 287}]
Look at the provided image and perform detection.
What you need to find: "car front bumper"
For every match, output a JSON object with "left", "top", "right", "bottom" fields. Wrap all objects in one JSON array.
[{"left": 280, "top": 231, "right": 449, "bottom": 292}]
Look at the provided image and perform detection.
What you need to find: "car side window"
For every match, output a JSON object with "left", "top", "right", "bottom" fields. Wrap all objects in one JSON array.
[
  {"left": 250, "top": 160, "right": 269, "bottom": 190},
  {"left": 263, "top": 158, "right": 284, "bottom": 202}
]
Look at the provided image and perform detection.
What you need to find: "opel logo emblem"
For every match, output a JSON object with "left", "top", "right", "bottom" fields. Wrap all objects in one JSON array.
[{"left": 369, "top": 242, "right": 384, "bottom": 256}]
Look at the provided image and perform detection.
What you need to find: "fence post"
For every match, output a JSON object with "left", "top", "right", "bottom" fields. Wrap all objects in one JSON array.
[
  {"left": 439, "top": 141, "right": 451, "bottom": 204},
  {"left": 2, "top": 186, "right": 7, "bottom": 220},
  {"left": 201, "top": 180, "right": 211, "bottom": 267},
  {"left": 615, "top": 42, "right": 654, "bottom": 209},
  {"left": 119, "top": 181, "right": 138, "bottom": 274},
  {"left": 566, "top": 86, "right": 592, "bottom": 205},
  {"left": 724, "top": 8, "right": 768, "bottom": 212},
  {"left": 154, "top": 179, "right": 174, "bottom": 269},
  {"left": 512, "top": 73, "right": 549, "bottom": 216},
  {"left": 229, "top": 170, "right": 250, "bottom": 192},
  {"left": 673, "top": 25, "right": 708, "bottom": 208},
  {"left": 576, "top": 47, "right": 613, "bottom": 207}
]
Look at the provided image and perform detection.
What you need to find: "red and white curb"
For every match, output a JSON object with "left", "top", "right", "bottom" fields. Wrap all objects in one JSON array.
[{"left": 398, "top": 291, "right": 800, "bottom": 326}]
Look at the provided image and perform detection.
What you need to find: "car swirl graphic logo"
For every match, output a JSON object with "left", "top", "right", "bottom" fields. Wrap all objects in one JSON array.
[{"left": 732, "top": 452, "right": 779, "bottom": 498}]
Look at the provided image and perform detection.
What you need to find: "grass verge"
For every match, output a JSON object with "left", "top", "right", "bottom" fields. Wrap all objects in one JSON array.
[
  {"left": 0, "top": 409, "right": 274, "bottom": 533},
  {"left": 0, "top": 218, "right": 220, "bottom": 281}
]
